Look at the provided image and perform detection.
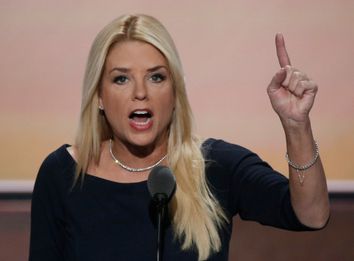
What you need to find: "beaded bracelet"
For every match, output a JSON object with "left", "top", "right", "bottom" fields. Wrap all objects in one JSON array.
[{"left": 285, "top": 140, "right": 319, "bottom": 185}]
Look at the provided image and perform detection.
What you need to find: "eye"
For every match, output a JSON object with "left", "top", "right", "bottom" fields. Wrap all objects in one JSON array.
[
  {"left": 150, "top": 73, "right": 166, "bottom": 83},
  {"left": 113, "top": 75, "right": 129, "bottom": 85}
]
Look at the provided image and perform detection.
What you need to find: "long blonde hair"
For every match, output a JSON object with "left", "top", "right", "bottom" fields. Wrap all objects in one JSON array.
[{"left": 75, "top": 14, "right": 228, "bottom": 260}]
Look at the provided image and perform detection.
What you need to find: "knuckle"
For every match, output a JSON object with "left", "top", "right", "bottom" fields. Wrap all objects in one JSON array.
[
  {"left": 284, "top": 65, "right": 292, "bottom": 70},
  {"left": 293, "top": 71, "right": 301, "bottom": 78},
  {"left": 298, "top": 80, "right": 306, "bottom": 88}
]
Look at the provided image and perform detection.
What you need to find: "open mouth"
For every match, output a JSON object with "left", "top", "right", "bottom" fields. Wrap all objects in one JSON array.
[{"left": 129, "top": 110, "right": 153, "bottom": 126}]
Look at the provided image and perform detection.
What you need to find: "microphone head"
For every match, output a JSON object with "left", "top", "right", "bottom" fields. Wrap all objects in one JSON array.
[{"left": 147, "top": 165, "right": 176, "bottom": 203}]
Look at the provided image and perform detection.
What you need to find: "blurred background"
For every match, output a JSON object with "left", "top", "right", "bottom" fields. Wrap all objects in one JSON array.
[{"left": 0, "top": 0, "right": 353, "bottom": 260}]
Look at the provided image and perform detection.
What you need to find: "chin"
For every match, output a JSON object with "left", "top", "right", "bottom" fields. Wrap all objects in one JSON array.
[
  {"left": 131, "top": 132, "right": 168, "bottom": 150},
  {"left": 127, "top": 134, "right": 157, "bottom": 148}
]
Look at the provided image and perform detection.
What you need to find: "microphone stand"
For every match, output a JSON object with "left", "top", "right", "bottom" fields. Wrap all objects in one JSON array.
[{"left": 155, "top": 194, "right": 166, "bottom": 261}]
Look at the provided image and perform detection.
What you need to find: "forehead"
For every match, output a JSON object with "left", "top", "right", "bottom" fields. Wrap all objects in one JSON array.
[{"left": 105, "top": 40, "right": 168, "bottom": 69}]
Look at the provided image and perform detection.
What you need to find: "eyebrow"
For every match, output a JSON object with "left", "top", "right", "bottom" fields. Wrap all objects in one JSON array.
[
  {"left": 109, "top": 65, "right": 168, "bottom": 74},
  {"left": 147, "top": 65, "right": 168, "bottom": 72}
]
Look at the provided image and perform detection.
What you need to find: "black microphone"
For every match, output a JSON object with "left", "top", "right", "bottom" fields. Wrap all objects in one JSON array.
[
  {"left": 147, "top": 165, "right": 176, "bottom": 261},
  {"left": 147, "top": 165, "right": 176, "bottom": 207}
]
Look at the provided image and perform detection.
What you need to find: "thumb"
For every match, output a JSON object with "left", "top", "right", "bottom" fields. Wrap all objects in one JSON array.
[{"left": 267, "top": 68, "right": 286, "bottom": 93}]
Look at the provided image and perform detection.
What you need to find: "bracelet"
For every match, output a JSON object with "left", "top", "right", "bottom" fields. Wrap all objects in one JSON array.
[{"left": 285, "top": 140, "right": 319, "bottom": 185}]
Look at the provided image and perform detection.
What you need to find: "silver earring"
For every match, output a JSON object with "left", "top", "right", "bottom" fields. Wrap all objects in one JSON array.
[{"left": 98, "top": 105, "right": 105, "bottom": 115}]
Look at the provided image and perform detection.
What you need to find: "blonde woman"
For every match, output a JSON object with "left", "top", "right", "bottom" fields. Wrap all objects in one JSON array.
[{"left": 29, "top": 14, "right": 329, "bottom": 261}]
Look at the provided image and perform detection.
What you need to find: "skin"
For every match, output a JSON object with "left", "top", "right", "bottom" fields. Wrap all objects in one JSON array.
[
  {"left": 73, "top": 40, "right": 175, "bottom": 183},
  {"left": 99, "top": 40, "right": 175, "bottom": 153},
  {"left": 268, "top": 33, "right": 330, "bottom": 228}
]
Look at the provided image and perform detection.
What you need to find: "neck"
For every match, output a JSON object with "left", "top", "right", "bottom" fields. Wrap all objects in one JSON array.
[{"left": 109, "top": 138, "right": 168, "bottom": 170}]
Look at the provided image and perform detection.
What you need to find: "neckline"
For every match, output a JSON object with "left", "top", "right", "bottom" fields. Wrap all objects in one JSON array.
[{"left": 62, "top": 144, "right": 149, "bottom": 186}]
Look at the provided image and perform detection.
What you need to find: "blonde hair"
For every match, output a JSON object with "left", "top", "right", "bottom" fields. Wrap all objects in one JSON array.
[{"left": 75, "top": 14, "right": 228, "bottom": 260}]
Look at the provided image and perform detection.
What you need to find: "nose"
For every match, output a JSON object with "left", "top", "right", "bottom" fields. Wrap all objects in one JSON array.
[{"left": 132, "top": 79, "right": 148, "bottom": 101}]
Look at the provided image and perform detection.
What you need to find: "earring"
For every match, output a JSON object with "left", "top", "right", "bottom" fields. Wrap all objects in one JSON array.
[{"left": 98, "top": 105, "right": 105, "bottom": 115}]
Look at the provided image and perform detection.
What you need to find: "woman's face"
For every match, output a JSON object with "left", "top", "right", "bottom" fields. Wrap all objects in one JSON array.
[{"left": 99, "top": 40, "right": 175, "bottom": 150}]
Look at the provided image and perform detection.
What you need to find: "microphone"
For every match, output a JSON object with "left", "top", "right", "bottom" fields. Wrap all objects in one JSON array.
[
  {"left": 147, "top": 165, "right": 176, "bottom": 261},
  {"left": 147, "top": 165, "right": 176, "bottom": 207}
]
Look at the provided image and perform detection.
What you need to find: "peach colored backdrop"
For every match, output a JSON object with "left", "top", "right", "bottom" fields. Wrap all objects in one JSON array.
[{"left": 1, "top": 0, "right": 353, "bottom": 180}]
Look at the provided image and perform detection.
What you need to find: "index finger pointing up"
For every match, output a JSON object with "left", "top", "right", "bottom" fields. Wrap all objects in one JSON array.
[{"left": 276, "top": 33, "right": 291, "bottom": 67}]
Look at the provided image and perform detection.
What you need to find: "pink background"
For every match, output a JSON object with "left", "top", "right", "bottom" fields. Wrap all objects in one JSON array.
[{"left": 1, "top": 0, "right": 353, "bottom": 180}]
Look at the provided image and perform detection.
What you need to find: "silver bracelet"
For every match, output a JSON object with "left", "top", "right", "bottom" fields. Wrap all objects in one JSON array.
[{"left": 285, "top": 140, "right": 319, "bottom": 185}]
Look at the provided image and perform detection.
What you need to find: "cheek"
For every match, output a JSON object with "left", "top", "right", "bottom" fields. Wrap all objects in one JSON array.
[
  {"left": 103, "top": 96, "right": 128, "bottom": 123},
  {"left": 162, "top": 95, "right": 175, "bottom": 122},
  {"left": 162, "top": 89, "right": 175, "bottom": 110},
  {"left": 155, "top": 90, "right": 174, "bottom": 121}
]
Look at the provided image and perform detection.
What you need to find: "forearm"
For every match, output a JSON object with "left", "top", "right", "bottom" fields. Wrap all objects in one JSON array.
[{"left": 283, "top": 118, "right": 330, "bottom": 228}]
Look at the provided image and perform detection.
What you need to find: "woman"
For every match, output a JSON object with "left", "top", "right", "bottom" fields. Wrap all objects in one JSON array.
[{"left": 29, "top": 14, "right": 329, "bottom": 261}]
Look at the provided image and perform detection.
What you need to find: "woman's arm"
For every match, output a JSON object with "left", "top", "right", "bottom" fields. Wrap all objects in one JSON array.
[{"left": 267, "top": 33, "right": 330, "bottom": 228}]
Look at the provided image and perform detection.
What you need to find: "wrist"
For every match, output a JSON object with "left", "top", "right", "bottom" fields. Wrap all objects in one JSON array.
[{"left": 280, "top": 116, "right": 312, "bottom": 138}]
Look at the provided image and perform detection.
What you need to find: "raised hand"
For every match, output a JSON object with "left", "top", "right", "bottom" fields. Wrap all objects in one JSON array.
[{"left": 267, "top": 33, "right": 318, "bottom": 127}]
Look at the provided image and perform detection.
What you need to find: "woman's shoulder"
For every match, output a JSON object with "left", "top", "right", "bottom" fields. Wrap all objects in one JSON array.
[
  {"left": 41, "top": 144, "right": 75, "bottom": 168},
  {"left": 32, "top": 145, "right": 76, "bottom": 213},
  {"left": 201, "top": 137, "right": 270, "bottom": 174},
  {"left": 202, "top": 138, "right": 255, "bottom": 159},
  {"left": 36, "top": 144, "right": 76, "bottom": 185}
]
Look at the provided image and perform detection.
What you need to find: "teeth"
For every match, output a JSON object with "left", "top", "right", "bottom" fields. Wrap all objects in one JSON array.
[
  {"left": 133, "top": 118, "right": 151, "bottom": 125},
  {"left": 134, "top": 110, "right": 148, "bottom": 115}
]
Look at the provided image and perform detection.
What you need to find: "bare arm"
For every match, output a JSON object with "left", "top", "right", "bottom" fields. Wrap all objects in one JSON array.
[{"left": 267, "top": 33, "right": 330, "bottom": 228}]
